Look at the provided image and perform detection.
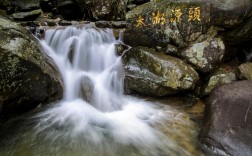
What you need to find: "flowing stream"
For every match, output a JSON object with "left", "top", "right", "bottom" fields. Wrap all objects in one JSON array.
[{"left": 0, "top": 26, "right": 201, "bottom": 156}]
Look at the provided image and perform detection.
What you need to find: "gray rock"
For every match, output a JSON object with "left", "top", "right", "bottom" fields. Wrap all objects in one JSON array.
[
  {"left": 12, "top": 9, "right": 42, "bottom": 21},
  {"left": 200, "top": 80, "right": 252, "bottom": 156},
  {"left": 202, "top": 64, "right": 238, "bottom": 95},
  {"left": 111, "top": 21, "right": 127, "bottom": 28},
  {"left": 59, "top": 20, "right": 72, "bottom": 26},
  {"left": 165, "top": 44, "right": 178, "bottom": 56},
  {"left": 236, "top": 62, "right": 252, "bottom": 80},
  {"left": 203, "top": 73, "right": 237, "bottom": 96},
  {"left": 0, "top": 16, "right": 63, "bottom": 120},
  {"left": 181, "top": 36, "right": 225, "bottom": 73},
  {"left": 95, "top": 21, "right": 110, "bottom": 28},
  {"left": 122, "top": 46, "right": 199, "bottom": 96}
]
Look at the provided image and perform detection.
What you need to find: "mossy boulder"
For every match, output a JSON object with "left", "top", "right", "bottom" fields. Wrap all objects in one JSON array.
[
  {"left": 122, "top": 46, "right": 199, "bottom": 96},
  {"left": 0, "top": 16, "right": 63, "bottom": 120},
  {"left": 123, "top": 0, "right": 252, "bottom": 48}
]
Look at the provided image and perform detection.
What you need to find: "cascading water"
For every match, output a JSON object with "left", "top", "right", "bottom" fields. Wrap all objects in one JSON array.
[{"left": 0, "top": 26, "right": 201, "bottom": 156}]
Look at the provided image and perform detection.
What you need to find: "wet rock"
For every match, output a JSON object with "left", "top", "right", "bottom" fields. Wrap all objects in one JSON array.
[
  {"left": 95, "top": 21, "right": 127, "bottom": 28},
  {"left": 122, "top": 46, "right": 199, "bottom": 96},
  {"left": 80, "top": 77, "right": 93, "bottom": 103},
  {"left": 200, "top": 80, "right": 252, "bottom": 156},
  {"left": 145, "top": 94, "right": 197, "bottom": 108},
  {"left": 181, "top": 28, "right": 225, "bottom": 73},
  {"left": 75, "top": 0, "right": 128, "bottom": 20},
  {"left": 236, "top": 62, "right": 252, "bottom": 80},
  {"left": 111, "top": 21, "right": 127, "bottom": 28},
  {"left": 115, "top": 43, "right": 129, "bottom": 56},
  {"left": 59, "top": 20, "right": 72, "bottom": 26},
  {"left": 12, "top": 9, "right": 42, "bottom": 21},
  {"left": 203, "top": 64, "right": 237, "bottom": 95},
  {"left": 113, "top": 29, "right": 122, "bottom": 40},
  {"left": 0, "top": 16, "right": 63, "bottom": 120},
  {"left": 95, "top": 21, "right": 109, "bottom": 28},
  {"left": 123, "top": 0, "right": 252, "bottom": 48}
]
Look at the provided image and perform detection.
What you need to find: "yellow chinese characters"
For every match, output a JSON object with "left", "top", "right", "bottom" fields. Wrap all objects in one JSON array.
[
  {"left": 135, "top": 6, "right": 202, "bottom": 27},
  {"left": 188, "top": 7, "right": 201, "bottom": 22},
  {"left": 136, "top": 15, "right": 146, "bottom": 27},
  {"left": 152, "top": 11, "right": 166, "bottom": 25},
  {"left": 170, "top": 8, "right": 183, "bottom": 23}
]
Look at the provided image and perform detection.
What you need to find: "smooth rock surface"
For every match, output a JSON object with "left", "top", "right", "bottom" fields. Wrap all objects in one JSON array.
[{"left": 200, "top": 80, "right": 252, "bottom": 156}]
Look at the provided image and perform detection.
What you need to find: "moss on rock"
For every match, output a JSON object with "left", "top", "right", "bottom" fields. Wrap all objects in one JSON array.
[
  {"left": 0, "top": 16, "right": 63, "bottom": 120},
  {"left": 122, "top": 46, "right": 199, "bottom": 96}
]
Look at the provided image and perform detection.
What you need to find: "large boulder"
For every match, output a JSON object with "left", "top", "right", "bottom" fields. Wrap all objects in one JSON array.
[
  {"left": 75, "top": 0, "right": 128, "bottom": 20},
  {"left": 0, "top": 17, "right": 63, "bottom": 119},
  {"left": 123, "top": 0, "right": 252, "bottom": 48},
  {"left": 122, "top": 46, "right": 199, "bottom": 96},
  {"left": 200, "top": 81, "right": 252, "bottom": 156}
]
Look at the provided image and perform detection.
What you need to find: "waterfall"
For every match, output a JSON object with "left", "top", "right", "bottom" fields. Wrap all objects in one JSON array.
[
  {"left": 0, "top": 26, "right": 198, "bottom": 156},
  {"left": 41, "top": 26, "right": 124, "bottom": 111}
]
